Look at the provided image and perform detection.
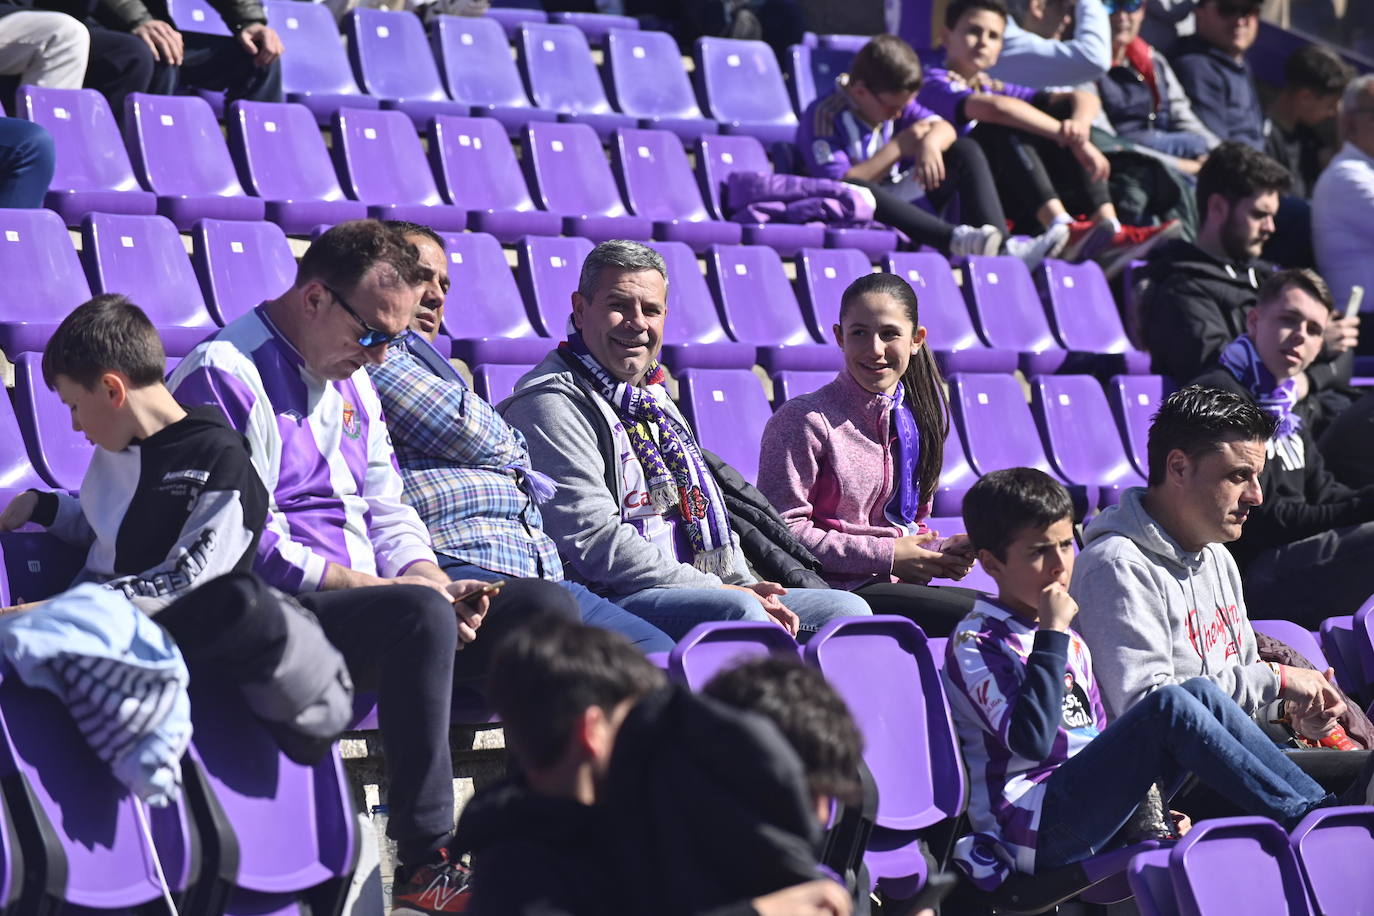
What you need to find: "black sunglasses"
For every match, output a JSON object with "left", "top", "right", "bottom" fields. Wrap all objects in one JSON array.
[
  {"left": 325, "top": 285, "right": 408, "bottom": 349},
  {"left": 1104, "top": 0, "right": 1144, "bottom": 13}
]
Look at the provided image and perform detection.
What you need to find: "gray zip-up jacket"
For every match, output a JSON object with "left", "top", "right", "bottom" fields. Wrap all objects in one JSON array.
[{"left": 1069, "top": 487, "right": 1280, "bottom": 719}]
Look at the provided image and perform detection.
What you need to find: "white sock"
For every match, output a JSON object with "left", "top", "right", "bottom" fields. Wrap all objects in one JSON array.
[{"left": 1051, "top": 212, "right": 1073, "bottom": 228}]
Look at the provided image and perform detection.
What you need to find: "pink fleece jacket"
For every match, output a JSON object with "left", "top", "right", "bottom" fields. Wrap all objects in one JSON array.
[{"left": 757, "top": 370, "right": 931, "bottom": 590}]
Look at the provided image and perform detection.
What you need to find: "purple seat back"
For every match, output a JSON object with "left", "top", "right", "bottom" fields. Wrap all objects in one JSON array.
[
  {"left": 265, "top": 1, "right": 368, "bottom": 99},
  {"left": 668, "top": 621, "right": 800, "bottom": 690},
  {"left": 1250, "top": 619, "right": 1331, "bottom": 673},
  {"left": 0, "top": 374, "right": 51, "bottom": 501},
  {"left": 14, "top": 352, "right": 95, "bottom": 492},
  {"left": 473, "top": 364, "right": 535, "bottom": 404},
  {"left": 486, "top": 7, "right": 546, "bottom": 36},
  {"left": 1108, "top": 374, "right": 1170, "bottom": 478},
  {"left": 1126, "top": 848, "right": 1182, "bottom": 916},
  {"left": 333, "top": 107, "right": 445, "bottom": 206},
  {"left": 646, "top": 240, "right": 733, "bottom": 345},
  {"left": 614, "top": 127, "right": 714, "bottom": 222},
  {"left": 936, "top": 419, "right": 978, "bottom": 514},
  {"left": 229, "top": 100, "right": 352, "bottom": 203},
  {"left": 191, "top": 219, "right": 297, "bottom": 326},
  {"left": 1354, "top": 598, "right": 1374, "bottom": 691},
  {"left": 20, "top": 87, "right": 144, "bottom": 195},
  {"left": 962, "top": 255, "right": 1062, "bottom": 355},
  {"left": 676, "top": 368, "right": 772, "bottom": 484},
  {"left": 523, "top": 121, "right": 631, "bottom": 218},
  {"left": 771, "top": 369, "right": 835, "bottom": 405},
  {"left": 1318, "top": 615, "right": 1365, "bottom": 700},
  {"left": 345, "top": 8, "right": 450, "bottom": 103},
  {"left": 796, "top": 247, "right": 872, "bottom": 340},
  {"left": 1289, "top": 806, "right": 1374, "bottom": 916},
  {"left": 1038, "top": 259, "right": 1134, "bottom": 353},
  {"left": 430, "top": 115, "right": 541, "bottom": 212},
  {"left": 169, "top": 0, "right": 230, "bottom": 34},
  {"left": 433, "top": 15, "right": 536, "bottom": 110},
  {"left": 1030, "top": 375, "right": 1146, "bottom": 492},
  {"left": 606, "top": 28, "right": 706, "bottom": 121},
  {"left": 1168, "top": 816, "right": 1313, "bottom": 916},
  {"left": 694, "top": 37, "right": 798, "bottom": 130},
  {"left": 949, "top": 372, "right": 1057, "bottom": 477},
  {"left": 0, "top": 209, "right": 91, "bottom": 344},
  {"left": 437, "top": 231, "right": 540, "bottom": 340},
  {"left": 516, "top": 235, "right": 595, "bottom": 336},
  {"left": 706, "top": 244, "right": 817, "bottom": 346},
  {"left": 786, "top": 44, "right": 854, "bottom": 115},
  {"left": 803, "top": 616, "right": 966, "bottom": 831},
  {"left": 0, "top": 531, "right": 87, "bottom": 606},
  {"left": 882, "top": 251, "right": 988, "bottom": 354},
  {"left": 696, "top": 133, "right": 773, "bottom": 220},
  {"left": 81, "top": 213, "right": 216, "bottom": 330},
  {"left": 518, "top": 22, "right": 617, "bottom": 117},
  {"left": 548, "top": 10, "right": 637, "bottom": 42},
  {"left": 125, "top": 93, "right": 249, "bottom": 198}
]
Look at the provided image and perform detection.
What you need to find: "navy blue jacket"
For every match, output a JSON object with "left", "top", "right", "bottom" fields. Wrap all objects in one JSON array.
[{"left": 1168, "top": 34, "right": 1265, "bottom": 150}]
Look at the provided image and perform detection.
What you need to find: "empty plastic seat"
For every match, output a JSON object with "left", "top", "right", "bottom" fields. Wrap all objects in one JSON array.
[
  {"left": 0, "top": 531, "right": 86, "bottom": 606},
  {"left": 125, "top": 92, "right": 267, "bottom": 229},
  {"left": 668, "top": 621, "right": 800, "bottom": 690},
  {"left": 517, "top": 22, "right": 636, "bottom": 139},
  {"left": 676, "top": 368, "right": 773, "bottom": 484},
  {"left": 1167, "top": 817, "right": 1313, "bottom": 916},
  {"left": 440, "top": 231, "right": 552, "bottom": 365},
  {"left": 794, "top": 247, "right": 872, "bottom": 339},
  {"left": 786, "top": 43, "right": 854, "bottom": 116},
  {"left": 345, "top": 8, "right": 470, "bottom": 128},
  {"left": 428, "top": 114, "right": 561, "bottom": 241},
  {"left": 1037, "top": 259, "right": 1150, "bottom": 374},
  {"left": 228, "top": 100, "right": 368, "bottom": 235},
  {"left": 548, "top": 10, "right": 637, "bottom": 42},
  {"left": 486, "top": 6, "right": 547, "bottom": 37},
  {"left": 695, "top": 36, "right": 800, "bottom": 146},
  {"left": 13, "top": 351, "right": 95, "bottom": 491},
  {"left": 522, "top": 121, "right": 652, "bottom": 241},
  {"left": 170, "top": 0, "right": 229, "bottom": 34},
  {"left": 605, "top": 28, "right": 718, "bottom": 142},
  {"left": 771, "top": 369, "right": 836, "bottom": 406},
  {"left": 1030, "top": 375, "right": 1146, "bottom": 507},
  {"left": 706, "top": 244, "right": 842, "bottom": 372},
  {"left": 0, "top": 366, "right": 53, "bottom": 503},
  {"left": 431, "top": 16, "right": 557, "bottom": 136},
  {"left": 935, "top": 420, "right": 977, "bottom": 517},
  {"left": 1290, "top": 806, "right": 1374, "bottom": 916},
  {"left": 613, "top": 127, "right": 742, "bottom": 252},
  {"left": 191, "top": 219, "right": 297, "bottom": 325},
  {"left": 0, "top": 208, "right": 93, "bottom": 357},
  {"left": 332, "top": 107, "right": 468, "bottom": 230},
  {"left": 473, "top": 363, "right": 535, "bottom": 404},
  {"left": 1107, "top": 374, "right": 1171, "bottom": 478},
  {"left": 647, "top": 239, "right": 754, "bottom": 371},
  {"left": 516, "top": 235, "right": 595, "bottom": 337},
  {"left": 962, "top": 255, "right": 1067, "bottom": 375},
  {"left": 882, "top": 251, "right": 1017, "bottom": 374},
  {"left": 265, "top": 0, "right": 379, "bottom": 124},
  {"left": 1318, "top": 614, "right": 1367, "bottom": 701},
  {"left": 1250, "top": 619, "right": 1330, "bottom": 672},
  {"left": 19, "top": 86, "right": 156, "bottom": 225}
]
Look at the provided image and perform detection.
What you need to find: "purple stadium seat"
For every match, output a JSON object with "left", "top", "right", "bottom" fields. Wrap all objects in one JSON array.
[
  {"left": 548, "top": 10, "right": 637, "bottom": 42},
  {"left": 228, "top": 100, "right": 368, "bottom": 235},
  {"left": 924, "top": 517, "right": 997, "bottom": 593},
  {"left": 786, "top": 43, "right": 854, "bottom": 116},
  {"left": 1168, "top": 817, "right": 1313, "bottom": 916},
  {"left": 1290, "top": 806, "right": 1374, "bottom": 916},
  {"left": 605, "top": 28, "right": 718, "bottom": 142},
  {"left": 0, "top": 208, "right": 92, "bottom": 357},
  {"left": 935, "top": 421, "right": 978, "bottom": 517},
  {"left": 817, "top": 33, "right": 870, "bottom": 52},
  {"left": 1031, "top": 375, "right": 1147, "bottom": 507},
  {"left": 770, "top": 369, "right": 836, "bottom": 406},
  {"left": 882, "top": 251, "right": 1018, "bottom": 374},
  {"left": 80, "top": 212, "right": 218, "bottom": 356},
  {"left": 613, "top": 127, "right": 742, "bottom": 252},
  {"left": 521, "top": 121, "right": 653, "bottom": 241},
  {"left": 332, "top": 107, "right": 468, "bottom": 231},
  {"left": 1249, "top": 619, "right": 1331, "bottom": 672},
  {"left": 1126, "top": 848, "right": 1181, "bottom": 916},
  {"left": 949, "top": 373, "right": 1098, "bottom": 515},
  {"left": 438, "top": 231, "right": 552, "bottom": 366},
  {"left": 472, "top": 363, "right": 535, "bottom": 404},
  {"left": 1108, "top": 374, "right": 1172, "bottom": 479},
  {"left": 694, "top": 36, "right": 800, "bottom": 146},
  {"left": 961, "top": 255, "right": 1067, "bottom": 375},
  {"left": 13, "top": 351, "right": 95, "bottom": 492},
  {"left": 803, "top": 616, "right": 965, "bottom": 900},
  {"left": 191, "top": 219, "right": 297, "bottom": 326},
  {"left": 264, "top": 1, "right": 378, "bottom": 125},
  {"left": 676, "top": 368, "right": 773, "bottom": 484},
  {"left": 0, "top": 378, "right": 51, "bottom": 508},
  {"left": 170, "top": 0, "right": 230, "bottom": 34},
  {"left": 344, "top": 8, "right": 469, "bottom": 129},
  {"left": 428, "top": 115, "right": 562, "bottom": 242},
  {"left": 1318, "top": 615, "right": 1366, "bottom": 701},
  {"left": 515, "top": 234, "right": 595, "bottom": 337},
  {"left": 517, "top": 23, "right": 636, "bottom": 139},
  {"left": 0, "top": 531, "right": 86, "bottom": 607},
  {"left": 1037, "top": 259, "right": 1150, "bottom": 374},
  {"left": 19, "top": 86, "right": 156, "bottom": 225},
  {"left": 646, "top": 239, "right": 754, "bottom": 371},
  {"left": 431, "top": 16, "right": 557, "bottom": 136},
  {"left": 705, "top": 244, "right": 843, "bottom": 373},
  {"left": 486, "top": 7, "right": 547, "bottom": 37},
  {"left": 794, "top": 247, "right": 873, "bottom": 340},
  {"left": 668, "top": 621, "right": 800, "bottom": 690}
]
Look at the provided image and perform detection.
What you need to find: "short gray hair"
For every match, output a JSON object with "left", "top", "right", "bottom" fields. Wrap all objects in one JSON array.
[
  {"left": 576, "top": 240, "right": 668, "bottom": 300},
  {"left": 1340, "top": 73, "right": 1374, "bottom": 123}
]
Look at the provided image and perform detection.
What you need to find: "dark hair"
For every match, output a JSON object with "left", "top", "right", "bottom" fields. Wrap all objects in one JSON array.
[
  {"left": 296, "top": 219, "right": 431, "bottom": 294},
  {"left": 702, "top": 656, "right": 864, "bottom": 805},
  {"left": 1284, "top": 43, "right": 1355, "bottom": 96},
  {"left": 380, "top": 219, "right": 446, "bottom": 253},
  {"left": 850, "top": 35, "right": 925, "bottom": 95},
  {"left": 838, "top": 273, "right": 948, "bottom": 509},
  {"left": 486, "top": 615, "right": 664, "bottom": 771},
  {"left": 962, "top": 468, "right": 1073, "bottom": 561},
  {"left": 42, "top": 294, "right": 166, "bottom": 390},
  {"left": 1195, "top": 142, "right": 1292, "bottom": 215},
  {"left": 1146, "top": 386, "right": 1278, "bottom": 486},
  {"left": 945, "top": 0, "right": 1009, "bottom": 28},
  {"left": 1198, "top": 0, "right": 1261, "bottom": 9},
  {"left": 1256, "top": 267, "right": 1335, "bottom": 314}
]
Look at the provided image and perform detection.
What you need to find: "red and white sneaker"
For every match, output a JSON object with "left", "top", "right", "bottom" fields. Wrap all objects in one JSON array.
[
  {"left": 392, "top": 849, "right": 473, "bottom": 914},
  {"left": 1060, "top": 219, "right": 1116, "bottom": 263},
  {"left": 1097, "top": 220, "right": 1184, "bottom": 279}
]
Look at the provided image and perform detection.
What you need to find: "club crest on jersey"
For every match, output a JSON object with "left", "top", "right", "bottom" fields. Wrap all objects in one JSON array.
[{"left": 341, "top": 400, "right": 360, "bottom": 439}]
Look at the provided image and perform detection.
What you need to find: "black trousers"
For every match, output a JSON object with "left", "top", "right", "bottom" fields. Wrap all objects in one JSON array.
[
  {"left": 851, "top": 581, "right": 981, "bottom": 639},
  {"left": 147, "top": 30, "right": 282, "bottom": 103},
  {"left": 84, "top": 25, "right": 154, "bottom": 126},
  {"left": 969, "top": 121, "right": 1111, "bottom": 232},
  {"left": 1242, "top": 521, "right": 1374, "bottom": 626},
  {"left": 1319, "top": 389, "right": 1374, "bottom": 490}
]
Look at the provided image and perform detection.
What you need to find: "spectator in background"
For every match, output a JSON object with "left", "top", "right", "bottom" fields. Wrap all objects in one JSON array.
[
  {"left": 1312, "top": 74, "right": 1374, "bottom": 328},
  {"left": 1169, "top": 0, "right": 1264, "bottom": 150},
  {"left": 0, "top": 5, "right": 88, "bottom": 93},
  {"left": 1141, "top": 0, "right": 1196, "bottom": 49},
  {"left": 1265, "top": 44, "right": 1354, "bottom": 198},
  {"left": 989, "top": 0, "right": 1113, "bottom": 89},
  {"left": 0, "top": 116, "right": 52, "bottom": 207}
]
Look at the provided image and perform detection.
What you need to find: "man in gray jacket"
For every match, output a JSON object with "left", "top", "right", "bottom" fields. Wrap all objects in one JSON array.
[{"left": 499, "top": 240, "right": 871, "bottom": 642}]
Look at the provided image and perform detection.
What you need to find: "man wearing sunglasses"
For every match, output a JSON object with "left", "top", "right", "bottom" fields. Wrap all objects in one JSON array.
[{"left": 1168, "top": 0, "right": 1264, "bottom": 150}]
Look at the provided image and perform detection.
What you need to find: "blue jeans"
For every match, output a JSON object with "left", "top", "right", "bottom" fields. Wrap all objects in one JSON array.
[
  {"left": 613, "top": 585, "right": 872, "bottom": 643},
  {"left": 0, "top": 118, "right": 54, "bottom": 208},
  {"left": 434, "top": 555, "right": 675, "bottom": 654},
  {"left": 1036, "top": 678, "right": 1332, "bottom": 870},
  {"left": 1120, "top": 128, "right": 1212, "bottom": 160}
]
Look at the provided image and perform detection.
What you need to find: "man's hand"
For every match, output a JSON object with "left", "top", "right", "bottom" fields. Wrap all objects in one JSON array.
[
  {"left": 1325, "top": 314, "right": 1360, "bottom": 355},
  {"left": 1058, "top": 117, "right": 1088, "bottom": 149},
  {"left": 1072, "top": 141, "right": 1111, "bottom": 183},
  {"left": 893, "top": 534, "right": 974, "bottom": 583},
  {"left": 236, "top": 23, "right": 283, "bottom": 67},
  {"left": 445, "top": 579, "right": 496, "bottom": 645},
  {"left": 751, "top": 879, "right": 852, "bottom": 916},
  {"left": 1038, "top": 582, "right": 1078, "bottom": 632},
  {"left": 724, "top": 582, "right": 800, "bottom": 635},
  {"left": 1278, "top": 665, "right": 1348, "bottom": 724},
  {"left": 133, "top": 20, "right": 184, "bottom": 65},
  {"left": 915, "top": 139, "right": 946, "bottom": 189},
  {"left": 0, "top": 491, "right": 38, "bottom": 532}
]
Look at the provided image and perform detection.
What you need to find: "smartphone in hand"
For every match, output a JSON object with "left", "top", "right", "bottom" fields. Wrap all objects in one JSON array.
[{"left": 452, "top": 580, "right": 506, "bottom": 605}]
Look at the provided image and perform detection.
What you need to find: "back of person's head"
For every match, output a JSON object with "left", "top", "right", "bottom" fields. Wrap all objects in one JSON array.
[
  {"left": 945, "top": 0, "right": 1009, "bottom": 28},
  {"left": 1146, "top": 386, "right": 1278, "bottom": 486},
  {"left": 1195, "top": 142, "right": 1292, "bottom": 216},
  {"left": 1255, "top": 267, "right": 1335, "bottom": 314},
  {"left": 850, "top": 35, "right": 925, "bottom": 94},
  {"left": 296, "top": 219, "right": 430, "bottom": 295},
  {"left": 702, "top": 656, "right": 864, "bottom": 806},
  {"left": 42, "top": 294, "right": 166, "bottom": 391},
  {"left": 1339, "top": 73, "right": 1374, "bottom": 128},
  {"left": 962, "top": 467, "right": 1074, "bottom": 561},
  {"left": 487, "top": 615, "right": 665, "bottom": 772},
  {"left": 1284, "top": 43, "right": 1355, "bottom": 97}
]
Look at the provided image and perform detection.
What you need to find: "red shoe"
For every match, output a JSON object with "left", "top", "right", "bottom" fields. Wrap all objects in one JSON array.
[
  {"left": 1060, "top": 219, "right": 1115, "bottom": 262},
  {"left": 1097, "top": 220, "right": 1184, "bottom": 278},
  {"left": 392, "top": 848, "right": 473, "bottom": 914}
]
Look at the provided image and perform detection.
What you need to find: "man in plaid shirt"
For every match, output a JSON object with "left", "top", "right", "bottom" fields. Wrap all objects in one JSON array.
[{"left": 368, "top": 222, "right": 673, "bottom": 653}]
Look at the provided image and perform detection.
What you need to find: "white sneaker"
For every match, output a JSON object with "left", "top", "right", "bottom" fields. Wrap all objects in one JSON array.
[
  {"left": 949, "top": 223, "right": 1004, "bottom": 258},
  {"left": 1003, "top": 222, "right": 1070, "bottom": 270}
]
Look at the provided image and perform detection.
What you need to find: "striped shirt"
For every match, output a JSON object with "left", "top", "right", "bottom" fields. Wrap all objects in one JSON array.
[
  {"left": 943, "top": 599, "right": 1104, "bottom": 874},
  {"left": 797, "top": 78, "right": 942, "bottom": 183},
  {"left": 168, "top": 306, "right": 436, "bottom": 594}
]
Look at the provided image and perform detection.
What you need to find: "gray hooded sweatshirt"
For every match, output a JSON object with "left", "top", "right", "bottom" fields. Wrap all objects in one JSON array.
[{"left": 1069, "top": 487, "right": 1280, "bottom": 719}]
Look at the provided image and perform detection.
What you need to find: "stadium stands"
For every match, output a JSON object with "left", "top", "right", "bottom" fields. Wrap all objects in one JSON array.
[
  {"left": 676, "top": 368, "right": 773, "bottom": 484},
  {"left": 604, "top": 28, "right": 718, "bottom": 142},
  {"left": 612, "top": 127, "right": 743, "bottom": 252},
  {"left": 345, "top": 8, "right": 470, "bottom": 129},
  {"left": 332, "top": 107, "right": 468, "bottom": 230},
  {"left": 667, "top": 620, "right": 800, "bottom": 690},
  {"left": 522, "top": 121, "right": 652, "bottom": 241},
  {"left": 266, "top": 0, "right": 379, "bottom": 124},
  {"left": 428, "top": 114, "right": 563, "bottom": 241},
  {"left": 517, "top": 22, "right": 637, "bottom": 139},
  {"left": 439, "top": 230, "right": 551, "bottom": 365},
  {"left": 190, "top": 218, "right": 298, "bottom": 326},
  {"left": 431, "top": 15, "right": 558, "bottom": 135}
]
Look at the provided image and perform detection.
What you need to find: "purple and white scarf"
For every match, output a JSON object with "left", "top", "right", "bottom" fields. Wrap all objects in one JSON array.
[
  {"left": 882, "top": 383, "right": 923, "bottom": 534},
  {"left": 1219, "top": 334, "right": 1302, "bottom": 439}
]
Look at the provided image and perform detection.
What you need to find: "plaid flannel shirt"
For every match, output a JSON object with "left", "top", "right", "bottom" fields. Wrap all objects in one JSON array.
[{"left": 368, "top": 341, "right": 564, "bottom": 580}]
